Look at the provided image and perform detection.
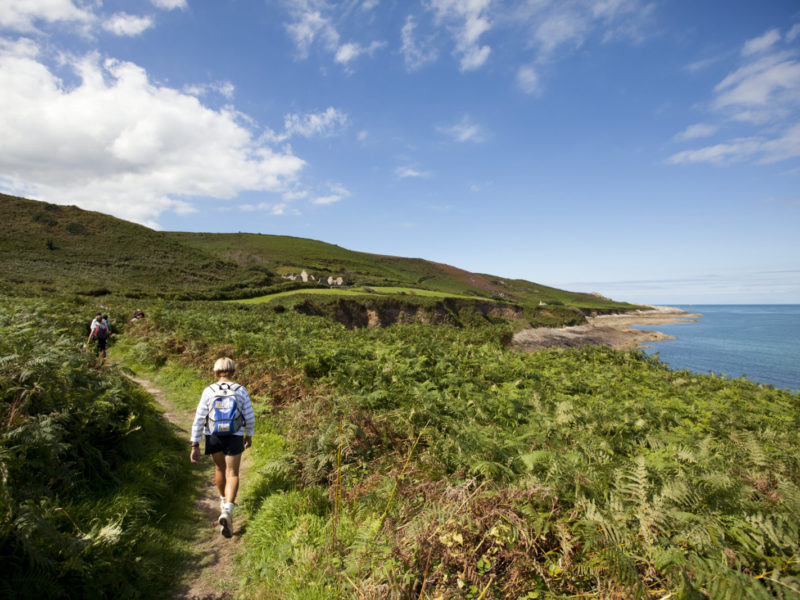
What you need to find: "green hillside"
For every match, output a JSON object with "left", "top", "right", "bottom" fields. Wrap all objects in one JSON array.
[
  {"left": 167, "top": 231, "right": 637, "bottom": 311},
  {"left": 0, "top": 194, "right": 274, "bottom": 298},
  {"left": 2, "top": 194, "right": 638, "bottom": 314}
]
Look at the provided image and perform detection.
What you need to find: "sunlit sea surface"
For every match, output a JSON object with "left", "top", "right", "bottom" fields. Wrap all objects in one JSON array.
[{"left": 633, "top": 305, "right": 800, "bottom": 393}]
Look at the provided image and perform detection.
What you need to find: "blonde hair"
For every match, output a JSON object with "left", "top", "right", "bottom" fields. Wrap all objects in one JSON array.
[{"left": 213, "top": 357, "right": 236, "bottom": 375}]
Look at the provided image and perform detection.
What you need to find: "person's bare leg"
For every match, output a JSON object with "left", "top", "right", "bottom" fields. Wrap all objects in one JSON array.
[
  {"left": 211, "top": 452, "right": 227, "bottom": 499},
  {"left": 224, "top": 453, "right": 242, "bottom": 504}
]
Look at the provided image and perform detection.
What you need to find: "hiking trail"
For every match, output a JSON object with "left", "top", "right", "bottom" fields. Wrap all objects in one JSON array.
[{"left": 131, "top": 376, "right": 249, "bottom": 600}]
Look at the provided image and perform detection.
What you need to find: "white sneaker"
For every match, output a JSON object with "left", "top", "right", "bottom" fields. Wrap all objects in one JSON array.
[{"left": 219, "top": 503, "right": 234, "bottom": 538}]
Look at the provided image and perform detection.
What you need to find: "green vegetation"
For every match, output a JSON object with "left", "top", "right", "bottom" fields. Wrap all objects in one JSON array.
[
  {"left": 168, "top": 230, "right": 638, "bottom": 311},
  {"left": 0, "top": 194, "right": 276, "bottom": 300},
  {"left": 0, "top": 297, "right": 196, "bottom": 598},
  {"left": 1, "top": 194, "right": 638, "bottom": 314},
  {"left": 121, "top": 302, "right": 800, "bottom": 599},
  {"left": 236, "top": 285, "right": 483, "bottom": 303},
  {"left": 4, "top": 194, "right": 798, "bottom": 598}
]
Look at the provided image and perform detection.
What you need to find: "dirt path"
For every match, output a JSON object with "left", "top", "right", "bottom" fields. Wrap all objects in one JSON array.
[{"left": 131, "top": 376, "right": 249, "bottom": 600}]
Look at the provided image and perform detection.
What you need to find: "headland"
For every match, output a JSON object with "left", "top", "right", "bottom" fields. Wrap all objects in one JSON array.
[{"left": 512, "top": 306, "right": 701, "bottom": 352}]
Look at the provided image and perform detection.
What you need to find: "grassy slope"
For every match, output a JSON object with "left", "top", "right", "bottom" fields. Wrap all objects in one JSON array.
[
  {"left": 0, "top": 194, "right": 272, "bottom": 297},
  {"left": 169, "top": 231, "right": 639, "bottom": 311},
  {"left": 3, "top": 194, "right": 638, "bottom": 311},
  {"left": 233, "top": 286, "right": 486, "bottom": 304}
]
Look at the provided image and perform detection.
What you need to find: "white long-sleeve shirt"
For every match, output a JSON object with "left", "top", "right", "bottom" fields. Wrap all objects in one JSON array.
[{"left": 190, "top": 381, "right": 255, "bottom": 442}]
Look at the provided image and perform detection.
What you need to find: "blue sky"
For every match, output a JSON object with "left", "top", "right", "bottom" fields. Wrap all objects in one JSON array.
[{"left": 1, "top": 0, "right": 799, "bottom": 304}]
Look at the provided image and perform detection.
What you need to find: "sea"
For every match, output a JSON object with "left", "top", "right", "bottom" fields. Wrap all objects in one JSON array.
[{"left": 633, "top": 305, "right": 800, "bottom": 393}]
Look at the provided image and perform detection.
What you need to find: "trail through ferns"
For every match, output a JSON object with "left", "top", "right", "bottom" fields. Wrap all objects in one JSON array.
[{"left": 131, "top": 376, "right": 249, "bottom": 600}]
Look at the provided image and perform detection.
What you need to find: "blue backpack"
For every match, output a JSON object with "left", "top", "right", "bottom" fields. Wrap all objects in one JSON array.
[{"left": 205, "top": 383, "right": 244, "bottom": 436}]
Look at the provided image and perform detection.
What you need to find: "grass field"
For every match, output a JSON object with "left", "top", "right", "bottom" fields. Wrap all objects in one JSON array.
[{"left": 232, "top": 285, "right": 488, "bottom": 304}]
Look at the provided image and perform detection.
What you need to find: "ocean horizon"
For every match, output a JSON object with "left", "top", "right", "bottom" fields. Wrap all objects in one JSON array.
[{"left": 634, "top": 304, "right": 800, "bottom": 393}]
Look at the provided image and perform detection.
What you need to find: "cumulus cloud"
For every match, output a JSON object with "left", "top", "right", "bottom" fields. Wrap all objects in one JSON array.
[
  {"left": 428, "top": 0, "right": 492, "bottom": 71},
  {"left": 0, "top": 38, "right": 305, "bottom": 228},
  {"left": 669, "top": 26, "right": 800, "bottom": 166},
  {"left": 103, "top": 13, "right": 154, "bottom": 37},
  {"left": 0, "top": 0, "right": 95, "bottom": 31},
  {"left": 437, "top": 115, "right": 485, "bottom": 143}
]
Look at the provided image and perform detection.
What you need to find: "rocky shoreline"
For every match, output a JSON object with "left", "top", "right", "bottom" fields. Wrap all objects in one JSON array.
[{"left": 512, "top": 306, "right": 701, "bottom": 352}]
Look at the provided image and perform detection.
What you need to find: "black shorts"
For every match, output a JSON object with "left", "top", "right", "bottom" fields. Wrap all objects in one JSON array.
[{"left": 204, "top": 434, "right": 245, "bottom": 456}]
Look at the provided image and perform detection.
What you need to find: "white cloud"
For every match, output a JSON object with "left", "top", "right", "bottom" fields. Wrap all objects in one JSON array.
[
  {"left": 284, "top": 107, "right": 349, "bottom": 138},
  {"left": 713, "top": 51, "right": 800, "bottom": 118},
  {"left": 428, "top": 0, "right": 493, "bottom": 71},
  {"left": 788, "top": 24, "right": 800, "bottom": 42},
  {"left": 311, "top": 195, "right": 341, "bottom": 205},
  {"left": 685, "top": 56, "right": 722, "bottom": 73},
  {"left": 0, "top": 38, "right": 306, "bottom": 228},
  {"left": 532, "top": 8, "right": 589, "bottom": 56},
  {"left": 401, "top": 15, "right": 439, "bottom": 71},
  {"left": 263, "top": 107, "right": 349, "bottom": 144},
  {"left": 437, "top": 115, "right": 485, "bottom": 143},
  {"left": 240, "top": 202, "right": 294, "bottom": 216},
  {"left": 741, "top": 28, "right": 781, "bottom": 56},
  {"left": 671, "top": 26, "right": 800, "bottom": 167},
  {"left": 151, "top": 0, "right": 188, "bottom": 10},
  {"left": 668, "top": 125, "right": 800, "bottom": 166},
  {"left": 516, "top": 64, "right": 539, "bottom": 94},
  {"left": 282, "top": 188, "right": 309, "bottom": 201},
  {"left": 103, "top": 13, "right": 154, "bottom": 37},
  {"left": 311, "top": 183, "right": 350, "bottom": 205},
  {"left": 284, "top": 1, "right": 340, "bottom": 58},
  {"left": 395, "top": 166, "right": 430, "bottom": 179},
  {"left": 184, "top": 80, "right": 236, "bottom": 100},
  {"left": 519, "top": 0, "right": 650, "bottom": 58},
  {"left": 335, "top": 40, "right": 385, "bottom": 65},
  {"left": 283, "top": 0, "right": 383, "bottom": 69},
  {"left": 667, "top": 138, "right": 762, "bottom": 166},
  {"left": 673, "top": 123, "right": 718, "bottom": 142},
  {"left": 504, "top": 0, "right": 653, "bottom": 98},
  {"left": 0, "top": 0, "right": 95, "bottom": 31}
]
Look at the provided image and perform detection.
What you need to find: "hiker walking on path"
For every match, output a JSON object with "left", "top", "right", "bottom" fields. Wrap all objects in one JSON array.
[
  {"left": 87, "top": 312, "right": 110, "bottom": 359},
  {"left": 190, "top": 357, "right": 254, "bottom": 538}
]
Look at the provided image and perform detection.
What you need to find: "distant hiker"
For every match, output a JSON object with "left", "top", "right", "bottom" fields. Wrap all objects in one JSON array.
[
  {"left": 87, "top": 312, "right": 110, "bottom": 359},
  {"left": 190, "top": 357, "right": 255, "bottom": 538},
  {"left": 131, "top": 309, "right": 145, "bottom": 323}
]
